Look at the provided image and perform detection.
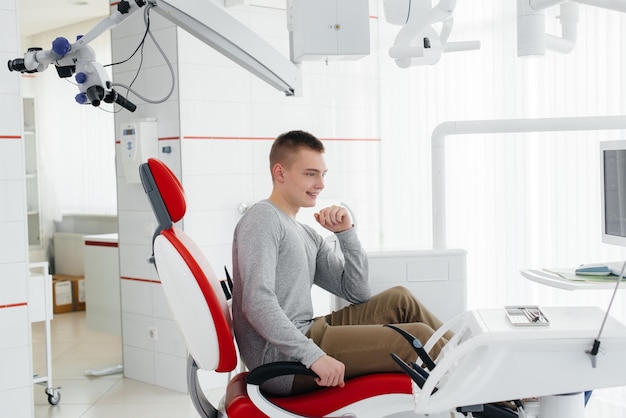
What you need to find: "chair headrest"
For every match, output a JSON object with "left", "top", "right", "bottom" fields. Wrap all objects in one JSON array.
[
  {"left": 146, "top": 158, "right": 186, "bottom": 223},
  {"left": 140, "top": 158, "right": 186, "bottom": 235}
]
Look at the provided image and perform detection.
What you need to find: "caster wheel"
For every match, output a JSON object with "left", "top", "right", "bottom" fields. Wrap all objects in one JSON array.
[{"left": 46, "top": 389, "right": 61, "bottom": 405}]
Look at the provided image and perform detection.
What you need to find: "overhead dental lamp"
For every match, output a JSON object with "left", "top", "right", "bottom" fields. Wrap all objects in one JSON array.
[
  {"left": 517, "top": 0, "right": 626, "bottom": 57},
  {"left": 383, "top": 0, "right": 480, "bottom": 68}
]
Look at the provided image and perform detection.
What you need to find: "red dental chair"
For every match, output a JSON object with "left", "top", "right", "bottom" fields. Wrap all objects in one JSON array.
[{"left": 138, "top": 158, "right": 419, "bottom": 418}]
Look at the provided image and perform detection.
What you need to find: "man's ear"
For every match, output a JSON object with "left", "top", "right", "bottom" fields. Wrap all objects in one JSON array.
[{"left": 272, "top": 163, "right": 285, "bottom": 183}]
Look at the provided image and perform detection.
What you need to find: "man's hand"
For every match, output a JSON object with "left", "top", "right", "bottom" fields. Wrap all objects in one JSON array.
[
  {"left": 314, "top": 205, "right": 352, "bottom": 233},
  {"left": 310, "top": 355, "right": 345, "bottom": 388}
]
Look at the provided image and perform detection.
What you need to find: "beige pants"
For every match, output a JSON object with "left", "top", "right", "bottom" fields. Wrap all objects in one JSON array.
[{"left": 292, "top": 286, "right": 453, "bottom": 394}]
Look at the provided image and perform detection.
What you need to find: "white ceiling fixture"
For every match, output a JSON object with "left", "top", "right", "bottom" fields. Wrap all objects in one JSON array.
[
  {"left": 517, "top": 0, "right": 626, "bottom": 57},
  {"left": 383, "top": 0, "right": 481, "bottom": 67}
]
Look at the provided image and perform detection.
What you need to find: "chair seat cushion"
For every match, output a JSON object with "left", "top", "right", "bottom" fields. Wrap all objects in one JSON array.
[{"left": 225, "top": 371, "right": 412, "bottom": 417}]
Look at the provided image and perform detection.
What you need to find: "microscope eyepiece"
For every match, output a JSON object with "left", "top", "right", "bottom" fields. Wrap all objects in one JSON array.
[
  {"left": 86, "top": 85, "right": 105, "bottom": 107},
  {"left": 7, "top": 47, "right": 44, "bottom": 73},
  {"left": 7, "top": 58, "right": 26, "bottom": 72}
]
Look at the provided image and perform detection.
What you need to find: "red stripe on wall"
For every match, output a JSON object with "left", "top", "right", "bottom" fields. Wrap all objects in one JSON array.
[
  {"left": 117, "top": 136, "right": 381, "bottom": 143},
  {"left": 84, "top": 241, "right": 119, "bottom": 248},
  {"left": 0, "top": 302, "right": 28, "bottom": 309},
  {"left": 320, "top": 137, "right": 381, "bottom": 142},
  {"left": 184, "top": 136, "right": 274, "bottom": 141},
  {"left": 115, "top": 137, "right": 180, "bottom": 144},
  {"left": 0, "top": 135, "right": 21, "bottom": 140},
  {"left": 183, "top": 136, "right": 381, "bottom": 142},
  {"left": 121, "top": 276, "right": 161, "bottom": 284}
]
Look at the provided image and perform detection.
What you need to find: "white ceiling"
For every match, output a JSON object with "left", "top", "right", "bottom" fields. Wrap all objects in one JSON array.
[{"left": 18, "top": 0, "right": 109, "bottom": 37}]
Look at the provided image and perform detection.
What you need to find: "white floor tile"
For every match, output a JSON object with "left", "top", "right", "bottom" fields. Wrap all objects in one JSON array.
[
  {"left": 34, "top": 403, "right": 93, "bottom": 418},
  {"left": 32, "top": 311, "right": 209, "bottom": 418},
  {"left": 34, "top": 378, "right": 120, "bottom": 405},
  {"left": 78, "top": 402, "right": 200, "bottom": 418}
]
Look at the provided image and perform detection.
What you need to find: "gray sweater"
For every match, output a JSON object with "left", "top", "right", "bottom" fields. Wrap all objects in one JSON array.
[{"left": 231, "top": 200, "right": 370, "bottom": 394}]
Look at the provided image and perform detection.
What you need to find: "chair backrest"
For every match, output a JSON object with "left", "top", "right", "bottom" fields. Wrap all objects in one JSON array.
[{"left": 140, "top": 158, "right": 237, "bottom": 373}]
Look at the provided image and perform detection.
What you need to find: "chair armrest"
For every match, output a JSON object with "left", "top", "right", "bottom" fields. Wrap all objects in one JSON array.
[{"left": 245, "top": 361, "right": 317, "bottom": 386}]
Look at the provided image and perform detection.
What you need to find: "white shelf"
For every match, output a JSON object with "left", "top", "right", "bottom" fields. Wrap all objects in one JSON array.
[{"left": 521, "top": 269, "right": 622, "bottom": 291}]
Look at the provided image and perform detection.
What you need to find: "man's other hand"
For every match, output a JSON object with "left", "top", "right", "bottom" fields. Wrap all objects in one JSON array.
[{"left": 310, "top": 355, "right": 345, "bottom": 388}]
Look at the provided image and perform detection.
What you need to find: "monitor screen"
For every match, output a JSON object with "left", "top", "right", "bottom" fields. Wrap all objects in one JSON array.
[{"left": 601, "top": 140, "right": 626, "bottom": 246}]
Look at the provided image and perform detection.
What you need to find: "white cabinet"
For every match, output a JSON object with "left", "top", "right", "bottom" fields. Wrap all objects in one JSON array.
[
  {"left": 288, "top": 0, "right": 370, "bottom": 61},
  {"left": 84, "top": 234, "right": 121, "bottom": 335},
  {"left": 23, "top": 98, "right": 42, "bottom": 249}
]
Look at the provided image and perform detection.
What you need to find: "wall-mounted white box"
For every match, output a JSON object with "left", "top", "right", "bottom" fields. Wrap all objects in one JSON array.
[
  {"left": 367, "top": 249, "right": 467, "bottom": 323},
  {"left": 288, "top": 0, "right": 370, "bottom": 62},
  {"left": 332, "top": 249, "right": 467, "bottom": 323},
  {"left": 120, "top": 118, "right": 158, "bottom": 184}
]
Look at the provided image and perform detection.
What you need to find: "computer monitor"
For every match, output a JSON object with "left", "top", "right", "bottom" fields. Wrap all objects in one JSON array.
[{"left": 601, "top": 140, "right": 626, "bottom": 246}]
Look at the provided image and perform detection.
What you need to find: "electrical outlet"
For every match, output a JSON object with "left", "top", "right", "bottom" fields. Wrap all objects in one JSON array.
[
  {"left": 148, "top": 326, "right": 158, "bottom": 341},
  {"left": 144, "top": 222, "right": 155, "bottom": 237}
]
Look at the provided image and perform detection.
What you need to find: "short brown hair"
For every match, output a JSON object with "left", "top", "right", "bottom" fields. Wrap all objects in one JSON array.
[{"left": 269, "top": 130, "right": 325, "bottom": 173}]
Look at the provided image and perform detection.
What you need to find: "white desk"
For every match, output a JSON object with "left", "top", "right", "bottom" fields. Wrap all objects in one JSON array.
[{"left": 84, "top": 233, "right": 120, "bottom": 335}]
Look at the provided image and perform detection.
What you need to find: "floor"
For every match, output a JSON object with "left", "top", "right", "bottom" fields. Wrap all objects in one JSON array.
[
  {"left": 31, "top": 310, "right": 218, "bottom": 418},
  {"left": 31, "top": 310, "right": 626, "bottom": 418}
]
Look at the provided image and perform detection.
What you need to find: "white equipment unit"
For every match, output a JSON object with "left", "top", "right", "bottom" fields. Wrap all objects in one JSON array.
[
  {"left": 287, "top": 0, "right": 370, "bottom": 62},
  {"left": 332, "top": 249, "right": 467, "bottom": 323},
  {"left": 368, "top": 249, "right": 466, "bottom": 322},
  {"left": 84, "top": 233, "right": 121, "bottom": 336},
  {"left": 53, "top": 232, "right": 86, "bottom": 276},
  {"left": 120, "top": 118, "right": 158, "bottom": 184},
  {"left": 416, "top": 306, "right": 626, "bottom": 417}
]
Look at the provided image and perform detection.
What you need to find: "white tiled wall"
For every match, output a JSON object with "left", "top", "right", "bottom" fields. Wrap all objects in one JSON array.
[
  {"left": 0, "top": 1, "right": 34, "bottom": 416},
  {"left": 112, "top": 6, "right": 188, "bottom": 392},
  {"left": 112, "top": 3, "right": 382, "bottom": 393}
]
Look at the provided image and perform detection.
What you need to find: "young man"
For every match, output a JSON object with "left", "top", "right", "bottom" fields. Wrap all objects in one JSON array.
[{"left": 232, "top": 130, "right": 451, "bottom": 395}]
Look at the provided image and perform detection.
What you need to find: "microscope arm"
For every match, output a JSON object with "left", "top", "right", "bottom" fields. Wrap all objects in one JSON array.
[
  {"left": 8, "top": 1, "right": 144, "bottom": 74},
  {"left": 8, "top": 1, "right": 146, "bottom": 111},
  {"left": 8, "top": 0, "right": 301, "bottom": 112}
]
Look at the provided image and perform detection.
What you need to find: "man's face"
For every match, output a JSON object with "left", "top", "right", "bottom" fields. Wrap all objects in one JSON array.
[{"left": 280, "top": 148, "right": 327, "bottom": 209}]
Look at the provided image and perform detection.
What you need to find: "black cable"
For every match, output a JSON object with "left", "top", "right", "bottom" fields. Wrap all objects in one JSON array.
[
  {"left": 111, "top": 3, "right": 176, "bottom": 105},
  {"left": 103, "top": 5, "right": 152, "bottom": 68},
  {"left": 124, "top": 5, "right": 152, "bottom": 95}
]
